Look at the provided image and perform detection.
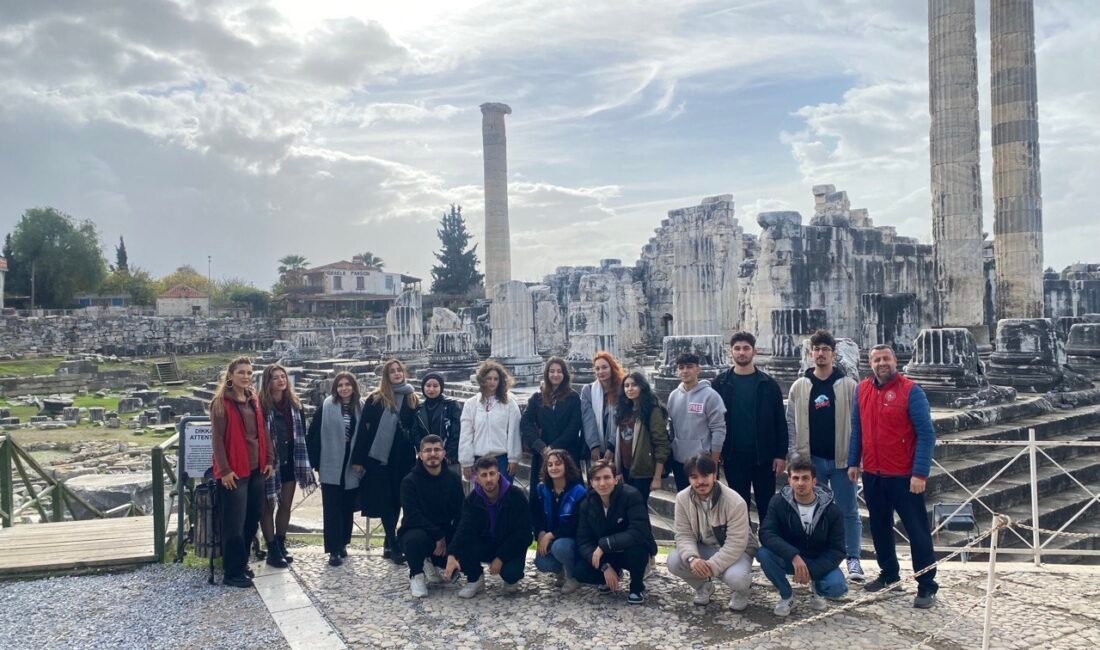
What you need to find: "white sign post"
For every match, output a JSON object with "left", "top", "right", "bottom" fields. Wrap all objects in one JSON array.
[{"left": 183, "top": 422, "right": 214, "bottom": 476}]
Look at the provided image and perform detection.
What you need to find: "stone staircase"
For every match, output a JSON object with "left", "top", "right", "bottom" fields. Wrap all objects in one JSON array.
[{"left": 153, "top": 360, "right": 182, "bottom": 385}]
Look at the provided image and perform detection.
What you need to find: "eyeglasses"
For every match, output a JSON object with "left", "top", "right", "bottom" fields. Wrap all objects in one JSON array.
[{"left": 811, "top": 346, "right": 833, "bottom": 352}]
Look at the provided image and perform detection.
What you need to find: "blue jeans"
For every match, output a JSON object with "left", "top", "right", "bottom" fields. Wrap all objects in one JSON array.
[
  {"left": 812, "top": 456, "right": 862, "bottom": 558},
  {"left": 756, "top": 547, "right": 848, "bottom": 600},
  {"left": 533, "top": 537, "right": 578, "bottom": 578}
]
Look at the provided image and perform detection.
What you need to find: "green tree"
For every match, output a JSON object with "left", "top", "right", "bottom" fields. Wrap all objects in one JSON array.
[
  {"left": 277, "top": 254, "right": 309, "bottom": 275},
  {"left": 155, "top": 265, "right": 211, "bottom": 296},
  {"left": 359, "top": 252, "right": 384, "bottom": 269},
  {"left": 7, "top": 207, "right": 107, "bottom": 308},
  {"left": 227, "top": 286, "right": 271, "bottom": 315},
  {"left": 99, "top": 267, "right": 156, "bottom": 305},
  {"left": 430, "top": 204, "right": 483, "bottom": 295},
  {"left": 114, "top": 236, "right": 129, "bottom": 272},
  {"left": 2, "top": 233, "right": 11, "bottom": 262}
]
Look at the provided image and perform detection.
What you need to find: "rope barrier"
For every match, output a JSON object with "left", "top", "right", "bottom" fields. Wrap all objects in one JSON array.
[
  {"left": 911, "top": 582, "right": 1000, "bottom": 649},
  {"left": 1011, "top": 522, "right": 1099, "bottom": 541}
]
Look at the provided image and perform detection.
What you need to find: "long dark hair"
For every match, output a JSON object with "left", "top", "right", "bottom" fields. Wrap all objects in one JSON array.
[
  {"left": 540, "top": 357, "right": 573, "bottom": 406},
  {"left": 330, "top": 371, "right": 361, "bottom": 405},
  {"left": 539, "top": 448, "right": 582, "bottom": 487},
  {"left": 616, "top": 371, "right": 662, "bottom": 430},
  {"left": 476, "top": 360, "right": 513, "bottom": 404}
]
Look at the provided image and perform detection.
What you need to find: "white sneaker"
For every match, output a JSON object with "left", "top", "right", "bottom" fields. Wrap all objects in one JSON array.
[
  {"left": 457, "top": 576, "right": 485, "bottom": 599},
  {"left": 693, "top": 580, "right": 716, "bottom": 606},
  {"left": 410, "top": 573, "right": 428, "bottom": 598},
  {"left": 846, "top": 557, "right": 865, "bottom": 582},
  {"left": 561, "top": 577, "right": 581, "bottom": 595},
  {"left": 423, "top": 560, "right": 443, "bottom": 585},
  {"left": 808, "top": 584, "right": 827, "bottom": 611},
  {"left": 728, "top": 590, "right": 750, "bottom": 612},
  {"left": 501, "top": 580, "right": 520, "bottom": 594},
  {"left": 774, "top": 596, "right": 794, "bottom": 617}
]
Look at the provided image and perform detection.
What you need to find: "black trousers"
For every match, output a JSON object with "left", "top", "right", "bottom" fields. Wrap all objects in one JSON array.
[
  {"left": 864, "top": 473, "right": 938, "bottom": 594},
  {"left": 724, "top": 456, "right": 776, "bottom": 523},
  {"left": 455, "top": 539, "right": 525, "bottom": 583},
  {"left": 219, "top": 469, "right": 264, "bottom": 579},
  {"left": 575, "top": 544, "right": 649, "bottom": 593},
  {"left": 620, "top": 468, "right": 653, "bottom": 508},
  {"left": 402, "top": 528, "right": 448, "bottom": 577},
  {"left": 321, "top": 483, "right": 356, "bottom": 555},
  {"left": 669, "top": 458, "right": 689, "bottom": 492}
]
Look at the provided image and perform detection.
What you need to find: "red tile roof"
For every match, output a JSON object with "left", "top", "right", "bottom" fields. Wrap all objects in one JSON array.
[{"left": 159, "top": 284, "right": 207, "bottom": 299}]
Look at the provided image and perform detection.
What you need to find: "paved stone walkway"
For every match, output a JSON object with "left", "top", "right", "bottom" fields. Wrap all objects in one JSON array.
[{"left": 289, "top": 549, "right": 1100, "bottom": 649}]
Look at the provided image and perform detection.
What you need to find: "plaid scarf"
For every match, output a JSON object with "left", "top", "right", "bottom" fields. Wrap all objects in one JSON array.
[{"left": 264, "top": 403, "right": 317, "bottom": 503}]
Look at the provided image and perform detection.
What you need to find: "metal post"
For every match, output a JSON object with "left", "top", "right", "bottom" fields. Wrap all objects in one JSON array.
[
  {"left": 1028, "top": 427, "right": 1041, "bottom": 566},
  {"left": 982, "top": 514, "right": 1005, "bottom": 650},
  {"left": 0, "top": 436, "right": 13, "bottom": 528},
  {"left": 152, "top": 446, "right": 166, "bottom": 560}
]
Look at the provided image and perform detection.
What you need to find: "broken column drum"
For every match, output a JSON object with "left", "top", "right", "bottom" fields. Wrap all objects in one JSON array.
[
  {"left": 987, "top": 318, "right": 1091, "bottom": 392},
  {"left": 489, "top": 281, "right": 543, "bottom": 386},
  {"left": 385, "top": 289, "right": 427, "bottom": 367},
  {"left": 1065, "top": 323, "right": 1100, "bottom": 380},
  {"left": 904, "top": 327, "right": 1015, "bottom": 408},
  {"left": 423, "top": 307, "right": 480, "bottom": 382},
  {"left": 481, "top": 103, "right": 513, "bottom": 299}
]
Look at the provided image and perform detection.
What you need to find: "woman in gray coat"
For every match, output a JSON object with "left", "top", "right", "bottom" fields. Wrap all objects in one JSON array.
[{"left": 307, "top": 371, "right": 363, "bottom": 567}]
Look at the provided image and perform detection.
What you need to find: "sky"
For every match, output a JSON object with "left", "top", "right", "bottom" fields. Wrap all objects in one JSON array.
[{"left": 0, "top": 0, "right": 1097, "bottom": 289}]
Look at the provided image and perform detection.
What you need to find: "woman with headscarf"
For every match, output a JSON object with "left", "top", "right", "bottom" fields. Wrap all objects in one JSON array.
[
  {"left": 353, "top": 358, "right": 420, "bottom": 565},
  {"left": 414, "top": 371, "right": 463, "bottom": 475}
]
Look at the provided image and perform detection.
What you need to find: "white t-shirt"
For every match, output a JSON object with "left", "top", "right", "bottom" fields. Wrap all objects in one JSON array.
[{"left": 797, "top": 500, "right": 817, "bottom": 535}]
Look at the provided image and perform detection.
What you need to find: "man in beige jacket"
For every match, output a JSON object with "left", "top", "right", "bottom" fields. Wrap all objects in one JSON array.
[{"left": 666, "top": 454, "right": 757, "bottom": 610}]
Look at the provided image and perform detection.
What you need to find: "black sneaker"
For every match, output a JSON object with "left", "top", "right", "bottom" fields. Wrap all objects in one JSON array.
[
  {"left": 339, "top": 546, "right": 348, "bottom": 559},
  {"left": 328, "top": 553, "right": 343, "bottom": 567},
  {"left": 224, "top": 575, "right": 254, "bottom": 588},
  {"left": 627, "top": 590, "right": 647, "bottom": 605},
  {"left": 864, "top": 576, "right": 902, "bottom": 593},
  {"left": 597, "top": 584, "right": 612, "bottom": 595},
  {"left": 914, "top": 591, "right": 937, "bottom": 609},
  {"left": 391, "top": 547, "right": 406, "bottom": 566},
  {"left": 244, "top": 568, "right": 255, "bottom": 579}
]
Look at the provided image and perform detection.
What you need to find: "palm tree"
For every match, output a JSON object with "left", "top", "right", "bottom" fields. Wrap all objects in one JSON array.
[
  {"left": 359, "top": 252, "right": 384, "bottom": 269},
  {"left": 278, "top": 254, "right": 309, "bottom": 275}
]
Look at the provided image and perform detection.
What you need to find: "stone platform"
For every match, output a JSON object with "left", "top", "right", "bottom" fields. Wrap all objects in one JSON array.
[{"left": 288, "top": 550, "right": 1100, "bottom": 649}]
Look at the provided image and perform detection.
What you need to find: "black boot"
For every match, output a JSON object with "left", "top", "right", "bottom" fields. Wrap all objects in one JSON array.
[
  {"left": 265, "top": 539, "right": 288, "bottom": 568},
  {"left": 387, "top": 535, "right": 406, "bottom": 565},
  {"left": 276, "top": 535, "right": 293, "bottom": 564},
  {"left": 382, "top": 537, "right": 393, "bottom": 559}
]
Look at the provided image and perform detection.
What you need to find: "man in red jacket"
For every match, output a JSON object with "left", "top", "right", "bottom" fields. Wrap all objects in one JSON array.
[{"left": 848, "top": 344, "right": 938, "bottom": 609}]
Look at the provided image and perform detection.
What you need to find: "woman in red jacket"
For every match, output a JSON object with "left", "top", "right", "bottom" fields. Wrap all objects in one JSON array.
[{"left": 211, "top": 356, "right": 274, "bottom": 588}]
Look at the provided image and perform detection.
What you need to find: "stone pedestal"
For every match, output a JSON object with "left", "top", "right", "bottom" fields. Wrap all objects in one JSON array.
[
  {"left": 905, "top": 328, "right": 1015, "bottom": 408},
  {"left": 757, "top": 308, "right": 827, "bottom": 393},
  {"left": 653, "top": 335, "right": 729, "bottom": 399},
  {"left": 422, "top": 331, "right": 481, "bottom": 382},
  {"left": 1066, "top": 323, "right": 1100, "bottom": 380},
  {"left": 490, "top": 281, "right": 543, "bottom": 386},
  {"left": 988, "top": 318, "right": 1092, "bottom": 393}
]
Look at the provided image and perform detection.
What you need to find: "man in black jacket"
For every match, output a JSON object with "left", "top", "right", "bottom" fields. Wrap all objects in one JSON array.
[
  {"left": 443, "top": 455, "right": 533, "bottom": 598},
  {"left": 399, "top": 435, "right": 465, "bottom": 598},
  {"left": 711, "top": 331, "right": 788, "bottom": 523},
  {"left": 758, "top": 457, "right": 848, "bottom": 617},
  {"left": 574, "top": 460, "right": 658, "bottom": 604}
]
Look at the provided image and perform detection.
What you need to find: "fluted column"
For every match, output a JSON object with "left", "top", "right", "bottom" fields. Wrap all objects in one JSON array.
[
  {"left": 929, "top": 0, "right": 986, "bottom": 336},
  {"left": 481, "top": 102, "right": 513, "bottom": 298},
  {"left": 991, "top": 0, "right": 1044, "bottom": 319}
]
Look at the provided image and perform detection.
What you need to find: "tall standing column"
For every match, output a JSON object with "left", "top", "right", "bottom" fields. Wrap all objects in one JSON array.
[
  {"left": 991, "top": 0, "right": 1044, "bottom": 319},
  {"left": 929, "top": 0, "right": 986, "bottom": 340},
  {"left": 481, "top": 102, "right": 513, "bottom": 298}
]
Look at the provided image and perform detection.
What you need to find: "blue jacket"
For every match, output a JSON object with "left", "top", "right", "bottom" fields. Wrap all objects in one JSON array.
[{"left": 530, "top": 480, "right": 587, "bottom": 539}]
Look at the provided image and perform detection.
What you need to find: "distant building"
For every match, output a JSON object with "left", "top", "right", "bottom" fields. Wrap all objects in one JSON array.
[
  {"left": 0, "top": 257, "right": 6, "bottom": 310},
  {"left": 285, "top": 255, "right": 420, "bottom": 315},
  {"left": 157, "top": 284, "right": 209, "bottom": 316},
  {"left": 74, "top": 293, "right": 130, "bottom": 308}
]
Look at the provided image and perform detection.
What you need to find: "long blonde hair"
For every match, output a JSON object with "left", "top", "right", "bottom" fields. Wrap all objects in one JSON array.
[
  {"left": 210, "top": 356, "right": 254, "bottom": 417},
  {"left": 369, "top": 358, "right": 421, "bottom": 410},
  {"left": 261, "top": 363, "right": 301, "bottom": 412}
]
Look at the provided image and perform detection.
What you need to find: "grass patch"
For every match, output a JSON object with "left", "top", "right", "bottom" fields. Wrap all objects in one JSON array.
[
  {"left": 11, "top": 427, "right": 175, "bottom": 448},
  {"left": 159, "top": 353, "right": 247, "bottom": 375},
  {"left": 0, "top": 356, "right": 65, "bottom": 378}
]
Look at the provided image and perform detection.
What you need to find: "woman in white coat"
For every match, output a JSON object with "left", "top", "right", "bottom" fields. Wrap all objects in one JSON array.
[{"left": 459, "top": 360, "right": 522, "bottom": 481}]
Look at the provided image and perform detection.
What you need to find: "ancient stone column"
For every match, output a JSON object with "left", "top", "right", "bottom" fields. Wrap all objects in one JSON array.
[
  {"left": 991, "top": 0, "right": 1044, "bottom": 319},
  {"left": 489, "top": 280, "right": 543, "bottom": 385},
  {"left": 929, "top": 0, "right": 986, "bottom": 340},
  {"left": 481, "top": 102, "right": 513, "bottom": 298},
  {"left": 384, "top": 289, "right": 427, "bottom": 368}
]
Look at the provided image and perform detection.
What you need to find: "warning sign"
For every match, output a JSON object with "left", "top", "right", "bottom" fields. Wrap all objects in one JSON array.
[{"left": 183, "top": 421, "right": 214, "bottom": 477}]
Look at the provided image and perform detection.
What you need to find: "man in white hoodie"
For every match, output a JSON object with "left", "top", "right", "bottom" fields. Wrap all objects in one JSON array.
[{"left": 666, "top": 352, "right": 727, "bottom": 491}]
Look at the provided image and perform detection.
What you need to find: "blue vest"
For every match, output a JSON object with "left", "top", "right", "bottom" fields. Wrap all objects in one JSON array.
[{"left": 536, "top": 482, "right": 587, "bottom": 532}]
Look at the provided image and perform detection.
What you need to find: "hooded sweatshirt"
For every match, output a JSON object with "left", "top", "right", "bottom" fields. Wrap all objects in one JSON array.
[
  {"left": 666, "top": 380, "right": 727, "bottom": 463},
  {"left": 760, "top": 485, "right": 846, "bottom": 579}
]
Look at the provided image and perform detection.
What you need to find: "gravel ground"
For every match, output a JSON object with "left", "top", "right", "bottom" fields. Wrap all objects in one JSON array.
[{"left": 0, "top": 564, "right": 289, "bottom": 650}]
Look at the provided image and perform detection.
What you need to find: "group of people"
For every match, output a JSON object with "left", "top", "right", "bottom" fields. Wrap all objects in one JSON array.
[{"left": 209, "top": 327, "right": 939, "bottom": 612}]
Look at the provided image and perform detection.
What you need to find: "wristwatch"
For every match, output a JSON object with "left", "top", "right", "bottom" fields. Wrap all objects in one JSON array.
[
  {"left": 686, "top": 555, "right": 698, "bottom": 564},
  {"left": 599, "top": 562, "right": 612, "bottom": 573}
]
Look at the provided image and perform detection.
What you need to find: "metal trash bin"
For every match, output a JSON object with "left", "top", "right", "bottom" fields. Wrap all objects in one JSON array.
[{"left": 193, "top": 480, "right": 221, "bottom": 560}]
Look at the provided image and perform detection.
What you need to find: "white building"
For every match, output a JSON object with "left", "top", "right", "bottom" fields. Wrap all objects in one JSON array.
[
  {"left": 286, "top": 257, "right": 420, "bottom": 315},
  {"left": 156, "top": 284, "right": 209, "bottom": 316}
]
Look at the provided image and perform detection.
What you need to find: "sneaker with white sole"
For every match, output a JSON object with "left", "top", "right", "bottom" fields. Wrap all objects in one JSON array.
[
  {"left": 410, "top": 573, "right": 428, "bottom": 598},
  {"left": 846, "top": 557, "right": 865, "bottom": 582},
  {"left": 774, "top": 595, "right": 794, "bottom": 617},
  {"left": 561, "top": 577, "right": 581, "bottom": 594},
  {"left": 597, "top": 584, "right": 613, "bottom": 595},
  {"left": 457, "top": 576, "right": 485, "bottom": 599},
  {"left": 728, "top": 590, "right": 750, "bottom": 611},
  {"left": 627, "top": 590, "right": 646, "bottom": 605},
  {"left": 554, "top": 569, "right": 565, "bottom": 588},
  {"left": 501, "top": 580, "right": 521, "bottom": 594},
  {"left": 808, "top": 584, "right": 827, "bottom": 611},
  {"left": 423, "top": 561, "right": 443, "bottom": 585},
  {"left": 693, "top": 580, "right": 716, "bottom": 606}
]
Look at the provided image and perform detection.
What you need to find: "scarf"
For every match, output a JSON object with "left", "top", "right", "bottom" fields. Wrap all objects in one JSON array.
[
  {"left": 263, "top": 401, "right": 317, "bottom": 502},
  {"left": 590, "top": 381, "right": 616, "bottom": 454},
  {"left": 368, "top": 382, "right": 415, "bottom": 465},
  {"left": 474, "top": 474, "right": 512, "bottom": 540}
]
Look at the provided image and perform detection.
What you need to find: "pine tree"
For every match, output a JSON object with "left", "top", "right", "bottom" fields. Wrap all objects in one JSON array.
[
  {"left": 115, "top": 236, "right": 129, "bottom": 272},
  {"left": 2, "top": 233, "right": 11, "bottom": 262},
  {"left": 430, "top": 204, "right": 483, "bottom": 295}
]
